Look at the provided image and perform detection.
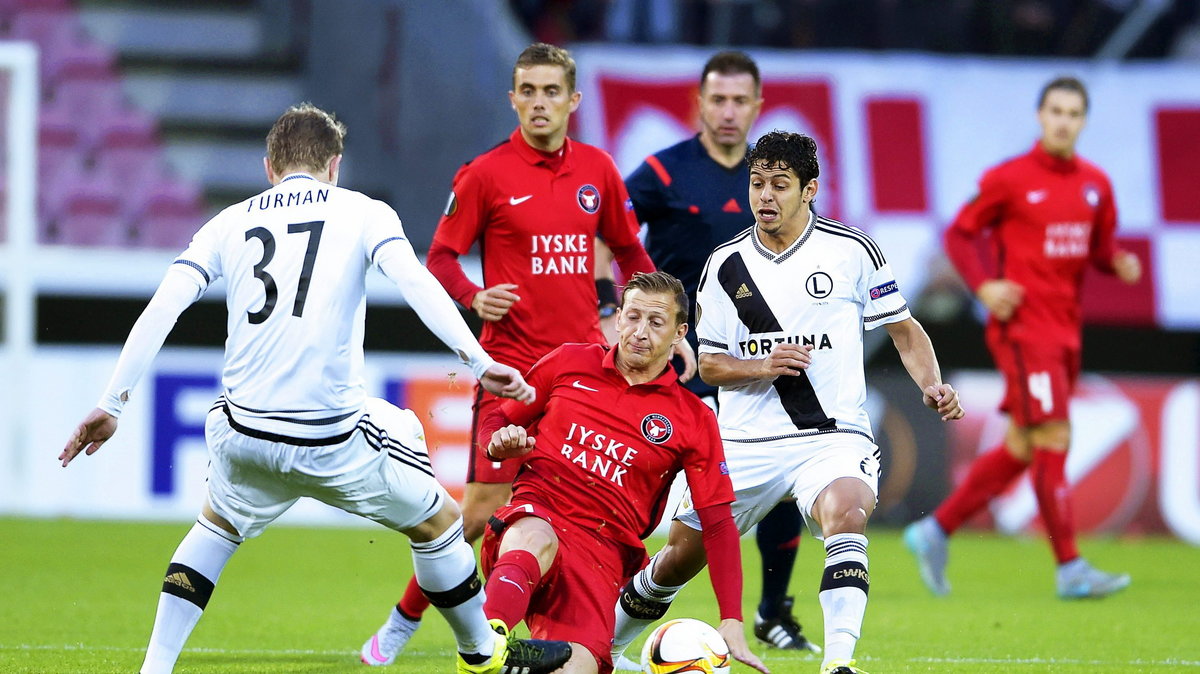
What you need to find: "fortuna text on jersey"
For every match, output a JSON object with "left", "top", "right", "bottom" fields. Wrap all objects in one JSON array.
[{"left": 739, "top": 333, "right": 833, "bottom": 357}]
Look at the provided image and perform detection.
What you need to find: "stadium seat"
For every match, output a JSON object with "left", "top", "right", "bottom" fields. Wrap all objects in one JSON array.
[
  {"left": 130, "top": 177, "right": 204, "bottom": 249},
  {"left": 37, "top": 102, "right": 79, "bottom": 183},
  {"left": 41, "top": 158, "right": 129, "bottom": 246}
]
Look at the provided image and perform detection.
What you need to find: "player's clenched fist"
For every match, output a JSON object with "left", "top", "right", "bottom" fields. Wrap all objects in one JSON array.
[
  {"left": 923, "top": 383, "right": 965, "bottom": 421},
  {"left": 757, "top": 343, "right": 813, "bottom": 379},
  {"left": 487, "top": 424, "right": 536, "bottom": 460}
]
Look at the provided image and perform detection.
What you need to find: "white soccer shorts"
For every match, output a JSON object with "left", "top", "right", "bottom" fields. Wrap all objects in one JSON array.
[
  {"left": 674, "top": 432, "right": 880, "bottom": 539},
  {"left": 205, "top": 397, "right": 447, "bottom": 538}
]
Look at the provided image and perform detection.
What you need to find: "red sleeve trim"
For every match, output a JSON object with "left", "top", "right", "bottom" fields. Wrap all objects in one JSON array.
[
  {"left": 645, "top": 155, "right": 672, "bottom": 187},
  {"left": 696, "top": 503, "right": 743, "bottom": 621},
  {"left": 426, "top": 241, "right": 483, "bottom": 309}
]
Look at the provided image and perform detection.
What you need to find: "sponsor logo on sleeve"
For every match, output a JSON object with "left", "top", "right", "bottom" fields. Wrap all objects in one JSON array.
[
  {"left": 869, "top": 280, "right": 899, "bottom": 300},
  {"left": 719, "top": 461, "right": 729, "bottom": 475},
  {"left": 640, "top": 413, "right": 673, "bottom": 444},
  {"left": 443, "top": 190, "right": 458, "bottom": 216}
]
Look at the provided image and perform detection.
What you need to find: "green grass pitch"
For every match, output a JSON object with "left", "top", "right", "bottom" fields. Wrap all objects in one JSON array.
[{"left": 2, "top": 517, "right": 1198, "bottom": 673}]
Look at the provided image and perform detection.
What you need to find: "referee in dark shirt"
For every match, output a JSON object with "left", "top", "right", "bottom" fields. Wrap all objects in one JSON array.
[{"left": 622, "top": 51, "right": 820, "bottom": 655}]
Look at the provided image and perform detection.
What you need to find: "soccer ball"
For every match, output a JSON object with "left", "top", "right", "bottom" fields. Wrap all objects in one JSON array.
[{"left": 640, "top": 618, "right": 731, "bottom": 674}]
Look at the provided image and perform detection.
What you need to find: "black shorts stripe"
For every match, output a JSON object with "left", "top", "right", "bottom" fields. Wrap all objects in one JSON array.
[
  {"left": 222, "top": 404, "right": 357, "bottom": 446},
  {"left": 465, "top": 386, "right": 486, "bottom": 484},
  {"left": 1010, "top": 341, "right": 1034, "bottom": 424},
  {"left": 717, "top": 252, "right": 834, "bottom": 431},
  {"left": 723, "top": 427, "right": 874, "bottom": 443}
]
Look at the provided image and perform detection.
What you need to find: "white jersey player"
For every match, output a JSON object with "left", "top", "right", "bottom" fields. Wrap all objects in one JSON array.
[
  {"left": 610, "top": 131, "right": 964, "bottom": 674},
  {"left": 59, "top": 104, "right": 571, "bottom": 674}
]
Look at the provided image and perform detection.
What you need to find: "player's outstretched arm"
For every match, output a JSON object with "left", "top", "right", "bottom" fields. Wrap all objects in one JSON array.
[
  {"left": 61, "top": 266, "right": 204, "bottom": 468},
  {"left": 718, "top": 620, "right": 770, "bottom": 674},
  {"left": 376, "top": 237, "right": 503, "bottom": 379},
  {"left": 478, "top": 363, "right": 535, "bottom": 403},
  {"left": 884, "top": 317, "right": 964, "bottom": 421},
  {"left": 59, "top": 408, "right": 118, "bottom": 467}
]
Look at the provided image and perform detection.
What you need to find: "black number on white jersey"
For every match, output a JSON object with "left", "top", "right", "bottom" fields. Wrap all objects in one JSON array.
[
  {"left": 245, "top": 227, "right": 278, "bottom": 324},
  {"left": 245, "top": 220, "right": 326, "bottom": 324}
]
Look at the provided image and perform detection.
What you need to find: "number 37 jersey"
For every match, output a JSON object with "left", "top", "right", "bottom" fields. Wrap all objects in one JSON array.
[
  {"left": 173, "top": 174, "right": 408, "bottom": 434},
  {"left": 696, "top": 213, "right": 911, "bottom": 443}
]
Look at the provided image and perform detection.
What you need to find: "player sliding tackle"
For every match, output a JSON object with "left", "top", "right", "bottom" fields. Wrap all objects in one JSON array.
[
  {"left": 610, "top": 132, "right": 964, "bottom": 674},
  {"left": 59, "top": 104, "right": 571, "bottom": 674},
  {"left": 474, "top": 271, "right": 769, "bottom": 674}
]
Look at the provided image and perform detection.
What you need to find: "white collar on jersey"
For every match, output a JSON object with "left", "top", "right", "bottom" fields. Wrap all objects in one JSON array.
[{"left": 752, "top": 210, "right": 816, "bottom": 264}]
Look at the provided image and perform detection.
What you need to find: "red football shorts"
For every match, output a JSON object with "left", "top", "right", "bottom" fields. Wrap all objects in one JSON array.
[
  {"left": 481, "top": 498, "right": 648, "bottom": 673},
  {"left": 986, "top": 334, "right": 1080, "bottom": 427},
  {"left": 467, "top": 385, "right": 529, "bottom": 484}
]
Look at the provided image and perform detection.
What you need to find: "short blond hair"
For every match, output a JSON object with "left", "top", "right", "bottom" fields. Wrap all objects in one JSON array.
[
  {"left": 622, "top": 271, "right": 688, "bottom": 327},
  {"left": 513, "top": 42, "right": 576, "bottom": 92},
  {"left": 266, "top": 103, "right": 346, "bottom": 174}
]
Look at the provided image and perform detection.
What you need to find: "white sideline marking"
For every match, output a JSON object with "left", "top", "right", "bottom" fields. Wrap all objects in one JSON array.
[{"left": 4, "top": 644, "right": 1199, "bottom": 667}]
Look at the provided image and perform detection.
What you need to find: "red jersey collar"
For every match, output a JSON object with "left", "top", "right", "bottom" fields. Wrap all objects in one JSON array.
[
  {"left": 601, "top": 344, "right": 678, "bottom": 389},
  {"left": 509, "top": 127, "right": 573, "bottom": 170},
  {"left": 1030, "top": 140, "right": 1078, "bottom": 174}
]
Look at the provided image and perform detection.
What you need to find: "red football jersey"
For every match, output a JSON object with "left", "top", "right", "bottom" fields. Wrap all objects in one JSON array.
[
  {"left": 947, "top": 142, "right": 1119, "bottom": 348},
  {"left": 433, "top": 128, "right": 653, "bottom": 371},
  {"left": 495, "top": 343, "right": 734, "bottom": 553}
]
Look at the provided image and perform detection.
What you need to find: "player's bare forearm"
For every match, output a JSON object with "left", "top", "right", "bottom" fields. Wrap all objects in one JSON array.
[
  {"left": 698, "top": 353, "right": 763, "bottom": 387},
  {"left": 885, "top": 318, "right": 964, "bottom": 420},
  {"left": 699, "top": 345, "right": 811, "bottom": 387}
]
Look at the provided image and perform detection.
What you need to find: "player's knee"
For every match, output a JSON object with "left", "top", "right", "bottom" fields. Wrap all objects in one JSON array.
[
  {"left": 565, "top": 644, "right": 599, "bottom": 674},
  {"left": 653, "top": 542, "right": 705, "bottom": 586}
]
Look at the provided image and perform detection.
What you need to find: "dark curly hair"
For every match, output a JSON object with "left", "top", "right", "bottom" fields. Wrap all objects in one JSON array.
[{"left": 746, "top": 130, "right": 820, "bottom": 187}]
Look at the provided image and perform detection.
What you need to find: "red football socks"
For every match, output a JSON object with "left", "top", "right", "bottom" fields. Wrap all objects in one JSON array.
[
  {"left": 1031, "top": 448, "right": 1080, "bottom": 564},
  {"left": 934, "top": 445, "right": 1028, "bottom": 534},
  {"left": 482, "top": 549, "right": 542, "bottom": 630},
  {"left": 396, "top": 576, "right": 431, "bottom": 620}
]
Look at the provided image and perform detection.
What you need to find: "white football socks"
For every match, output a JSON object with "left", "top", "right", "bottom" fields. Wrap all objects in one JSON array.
[
  {"left": 818, "top": 533, "right": 870, "bottom": 667},
  {"left": 140, "top": 519, "right": 240, "bottom": 674},
  {"left": 410, "top": 518, "right": 494, "bottom": 658}
]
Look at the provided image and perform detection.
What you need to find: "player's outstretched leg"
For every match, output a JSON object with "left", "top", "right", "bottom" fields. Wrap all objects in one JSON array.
[
  {"left": 1056, "top": 558, "right": 1131, "bottom": 599},
  {"left": 141, "top": 518, "right": 241, "bottom": 674},
  {"left": 753, "top": 503, "right": 820, "bottom": 653},
  {"left": 409, "top": 517, "right": 571, "bottom": 674},
  {"left": 903, "top": 515, "right": 950, "bottom": 596},
  {"left": 610, "top": 553, "right": 687, "bottom": 671}
]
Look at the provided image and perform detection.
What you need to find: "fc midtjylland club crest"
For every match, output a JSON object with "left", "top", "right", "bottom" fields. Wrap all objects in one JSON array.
[
  {"left": 577, "top": 184, "right": 600, "bottom": 213},
  {"left": 641, "top": 413, "right": 673, "bottom": 444}
]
